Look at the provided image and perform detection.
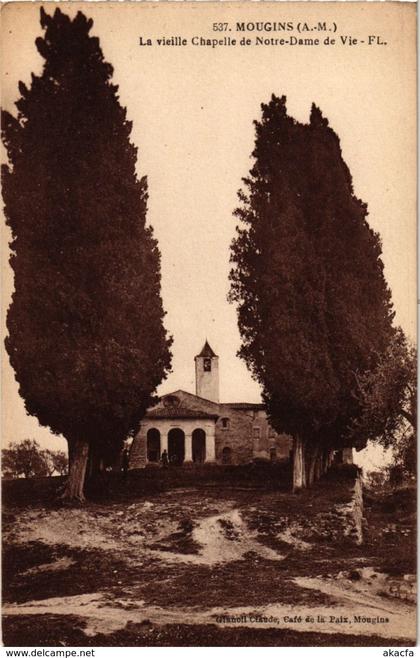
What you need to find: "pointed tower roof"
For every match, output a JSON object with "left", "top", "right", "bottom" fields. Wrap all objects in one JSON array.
[{"left": 196, "top": 340, "right": 217, "bottom": 358}]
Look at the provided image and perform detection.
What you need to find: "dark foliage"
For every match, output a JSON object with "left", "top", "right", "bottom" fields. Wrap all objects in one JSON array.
[
  {"left": 1, "top": 439, "right": 56, "bottom": 479},
  {"left": 2, "top": 9, "right": 172, "bottom": 460},
  {"left": 347, "top": 327, "right": 416, "bottom": 478},
  {"left": 229, "top": 94, "right": 395, "bottom": 449}
]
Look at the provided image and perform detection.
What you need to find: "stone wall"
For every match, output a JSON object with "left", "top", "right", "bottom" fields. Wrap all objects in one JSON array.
[
  {"left": 215, "top": 409, "right": 254, "bottom": 464},
  {"left": 247, "top": 410, "right": 292, "bottom": 461},
  {"left": 313, "top": 469, "right": 364, "bottom": 545},
  {"left": 338, "top": 472, "right": 364, "bottom": 545}
]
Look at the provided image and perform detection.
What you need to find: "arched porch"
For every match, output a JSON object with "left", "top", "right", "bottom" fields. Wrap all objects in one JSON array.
[
  {"left": 130, "top": 418, "right": 216, "bottom": 468},
  {"left": 168, "top": 427, "right": 185, "bottom": 465},
  {"left": 192, "top": 428, "right": 206, "bottom": 463}
]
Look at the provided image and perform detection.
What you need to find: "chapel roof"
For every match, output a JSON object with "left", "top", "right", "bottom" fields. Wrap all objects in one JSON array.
[
  {"left": 143, "top": 389, "right": 265, "bottom": 423},
  {"left": 146, "top": 406, "right": 219, "bottom": 420}
]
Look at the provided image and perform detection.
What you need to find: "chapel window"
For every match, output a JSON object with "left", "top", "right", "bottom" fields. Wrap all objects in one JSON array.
[{"left": 222, "top": 446, "right": 232, "bottom": 464}]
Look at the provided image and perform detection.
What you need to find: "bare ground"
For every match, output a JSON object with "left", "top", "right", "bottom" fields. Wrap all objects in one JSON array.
[{"left": 2, "top": 473, "right": 416, "bottom": 646}]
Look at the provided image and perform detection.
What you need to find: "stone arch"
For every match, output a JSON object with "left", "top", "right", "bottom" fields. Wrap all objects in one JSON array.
[
  {"left": 192, "top": 428, "right": 206, "bottom": 463},
  {"left": 168, "top": 428, "right": 185, "bottom": 465},
  {"left": 147, "top": 428, "right": 161, "bottom": 462}
]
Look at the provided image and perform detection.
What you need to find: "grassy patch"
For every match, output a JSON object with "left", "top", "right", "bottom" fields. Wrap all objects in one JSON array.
[
  {"left": 3, "top": 542, "right": 131, "bottom": 604},
  {"left": 127, "top": 554, "right": 336, "bottom": 608}
]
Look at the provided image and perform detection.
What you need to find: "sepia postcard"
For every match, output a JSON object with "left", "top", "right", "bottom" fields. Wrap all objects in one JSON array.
[{"left": 1, "top": 1, "right": 417, "bottom": 651}]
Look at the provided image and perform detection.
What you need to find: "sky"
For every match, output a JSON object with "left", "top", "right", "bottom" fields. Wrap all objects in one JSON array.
[{"left": 1, "top": 2, "right": 416, "bottom": 470}]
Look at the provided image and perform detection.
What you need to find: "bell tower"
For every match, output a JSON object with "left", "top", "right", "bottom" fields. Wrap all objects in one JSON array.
[{"left": 194, "top": 340, "right": 219, "bottom": 402}]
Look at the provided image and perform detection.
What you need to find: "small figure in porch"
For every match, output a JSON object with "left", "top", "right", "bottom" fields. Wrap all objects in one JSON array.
[{"left": 161, "top": 449, "right": 169, "bottom": 468}]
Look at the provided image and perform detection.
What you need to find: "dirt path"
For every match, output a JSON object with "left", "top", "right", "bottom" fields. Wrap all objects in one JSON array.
[
  {"left": 3, "top": 487, "right": 417, "bottom": 644},
  {"left": 153, "top": 508, "right": 285, "bottom": 565},
  {"left": 3, "top": 583, "right": 415, "bottom": 641}
]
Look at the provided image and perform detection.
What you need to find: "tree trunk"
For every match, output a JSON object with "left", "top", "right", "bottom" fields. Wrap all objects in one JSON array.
[
  {"left": 306, "top": 443, "right": 320, "bottom": 486},
  {"left": 86, "top": 444, "right": 103, "bottom": 480},
  {"left": 320, "top": 447, "right": 332, "bottom": 476},
  {"left": 292, "top": 435, "right": 306, "bottom": 491},
  {"left": 61, "top": 439, "right": 89, "bottom": 502},
  {"left": 321, "top": 448, "right": 328, "bottom": 475},
  {"left": 67, "top": 439, "right": 75, "bottom": 470},
  {"left": 112, "top": 449, "right": 123, "bottom": 473},
  {"left": 314, "top": 452, "right": 322, "bottom": 481}
]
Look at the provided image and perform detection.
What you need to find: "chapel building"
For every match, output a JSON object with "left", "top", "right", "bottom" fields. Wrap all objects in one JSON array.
[{"left": 129, "top": 341, "right": 293, "bottom": 469}]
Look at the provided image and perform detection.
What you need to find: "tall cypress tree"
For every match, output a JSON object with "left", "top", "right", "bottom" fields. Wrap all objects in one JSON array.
[
  {"left": 229, "top": 95, "right": 394, "bottom": 488},
  {"left": 2, "top": 8, "right": 172, "bottom": 501}
]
